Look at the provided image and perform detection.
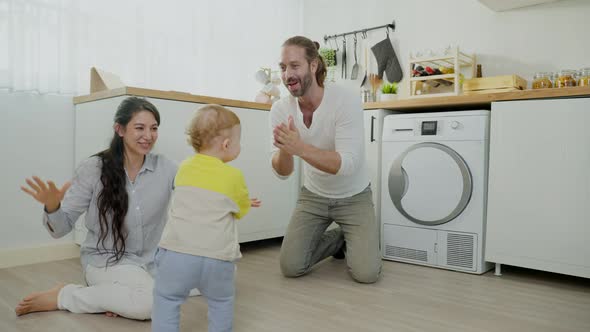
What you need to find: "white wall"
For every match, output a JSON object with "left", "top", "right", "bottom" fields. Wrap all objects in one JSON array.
[
  {"left": 1, "top": 0, "right": 304, "bottom": 101},
  {"left": 302, "top": 0, "right": 590, "bottom": 96},
  {"left": 0, "top": 91, "right": 75, "bottom": 250}
]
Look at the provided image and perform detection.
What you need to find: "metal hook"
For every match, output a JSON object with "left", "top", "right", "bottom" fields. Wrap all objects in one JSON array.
[{"left": 328, "top": 38, "right": 340, "bottom": 51}]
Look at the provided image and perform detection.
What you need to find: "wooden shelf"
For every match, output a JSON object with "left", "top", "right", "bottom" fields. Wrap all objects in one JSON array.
[
  {"left": 409, "top": 74, "right": 456, "bottom": 81},
  {"left": 364, "top": 86, "right": 590, "bottom": 111},
  {"left": 409, "top": 52, "right": 473, "bottom": 68}
]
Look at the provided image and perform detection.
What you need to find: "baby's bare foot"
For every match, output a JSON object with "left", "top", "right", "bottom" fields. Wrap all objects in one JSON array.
[{"left": 15, "top": 283, "right": 65, "bottom": 316}]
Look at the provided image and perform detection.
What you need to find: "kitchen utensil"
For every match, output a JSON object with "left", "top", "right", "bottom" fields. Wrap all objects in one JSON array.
[
  {"left": 341, "top": 37, "right": 347, "bottom": 79},
  {"left": 351, "top": 35, "right": 359, "bottom": 79},
  {"left": 369, "top": 73, "right": 382, "bottom": 100},
  {"left": 361, "top": 33, "right": 368, "bottom": 87}
]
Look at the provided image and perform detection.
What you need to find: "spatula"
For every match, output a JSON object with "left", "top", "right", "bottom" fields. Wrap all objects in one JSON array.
[
  {"left": 351, "top": 36, "right": 359, "bottom": 80},
  {"left": 361, "top": 38, "right": 368, "bottom": 87}
]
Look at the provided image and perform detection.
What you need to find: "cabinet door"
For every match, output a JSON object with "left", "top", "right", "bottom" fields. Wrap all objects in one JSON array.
[
  {"left": 363, "top": 109, "right": 394, "bottom": 222},
  {"left": 364, "top": 110, "right": 379, "bottom": 205},
  {"left": 486, "top": 98, "right": 590, "bottom": 278},
  {"left": 229, "top": 107, "right": 299, "bottom": 242},
  {"left": 382, "top": 224, "right": 438, "bottom": 266}
]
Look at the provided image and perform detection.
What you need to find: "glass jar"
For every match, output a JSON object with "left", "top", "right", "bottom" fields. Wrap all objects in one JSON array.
[
  {"left": 551, "top": 73, "right": 559, "bottom": 88},
  {"left": 555, "top": 70, "right": 577, "bottom": 88},
  {"left": 532, "top": 72, "right": 553, "bottom": 89},
  {"left": 578, "top": 68, "right": 590, "bottom": 87},
  {"left": 361, "top": 89, "right": 373, "bottom": 103}
]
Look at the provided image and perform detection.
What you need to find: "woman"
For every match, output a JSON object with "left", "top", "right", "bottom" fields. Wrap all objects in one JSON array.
[{"left": 15, "top": 97, "right": 177, "bottom": 320}]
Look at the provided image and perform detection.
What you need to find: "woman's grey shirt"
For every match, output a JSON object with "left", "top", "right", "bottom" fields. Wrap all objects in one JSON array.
[{"left": 43, "top": 153, "right": 177, "bottom": 275}]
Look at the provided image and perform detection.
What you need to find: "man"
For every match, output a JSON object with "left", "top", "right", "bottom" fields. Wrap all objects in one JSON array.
[{"left": 270, "top": 36, "right": 381, "bottom": 283}]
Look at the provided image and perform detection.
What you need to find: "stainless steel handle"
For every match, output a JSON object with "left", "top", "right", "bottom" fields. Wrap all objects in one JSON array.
[{"left": 370, "top": 116, "right": 376, "bottom": 142}]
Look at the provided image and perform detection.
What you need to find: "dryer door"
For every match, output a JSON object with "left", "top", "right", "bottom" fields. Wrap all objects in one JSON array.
[{"left": 388, "top": 142, "right": 472, "bottom": 226}]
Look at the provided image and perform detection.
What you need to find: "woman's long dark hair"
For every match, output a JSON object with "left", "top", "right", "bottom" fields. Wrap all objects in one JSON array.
[{"left": 94, "top": 97, "right": 160, "bottom": 266}]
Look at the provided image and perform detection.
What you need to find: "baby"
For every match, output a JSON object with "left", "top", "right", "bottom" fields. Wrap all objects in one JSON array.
[{"left": 152, "top": 104, "right": 260, "bottom": 332}]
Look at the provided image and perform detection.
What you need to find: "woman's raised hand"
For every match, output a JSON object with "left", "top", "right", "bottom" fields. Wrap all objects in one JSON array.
[{"left": 21, "top": 176, "right": 71, "bottom": 213}]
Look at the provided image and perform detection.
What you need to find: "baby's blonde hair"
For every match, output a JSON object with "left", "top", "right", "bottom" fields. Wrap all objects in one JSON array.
[{"left": 186, "top": 104, "right": 241, "bottom": 152}]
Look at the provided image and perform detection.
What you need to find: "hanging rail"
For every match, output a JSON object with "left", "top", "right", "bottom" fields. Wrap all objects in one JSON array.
[{"left": 323, "top": 20, "right": 395, "bottom": 43}]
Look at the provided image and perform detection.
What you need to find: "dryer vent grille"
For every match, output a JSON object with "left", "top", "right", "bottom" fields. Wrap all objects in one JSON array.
[
  {"left": 446, "top": 233, "right": 475, "bottom": 269},
  {"left": 386, "top": 245, "right": 427, "bottom": 262}
]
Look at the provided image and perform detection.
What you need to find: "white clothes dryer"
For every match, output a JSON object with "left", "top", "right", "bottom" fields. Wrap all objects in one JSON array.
[{"left": 381, "top": 110, "right": 492, "bottom": 274}]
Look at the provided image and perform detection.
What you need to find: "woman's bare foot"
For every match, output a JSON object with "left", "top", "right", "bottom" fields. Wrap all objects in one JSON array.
[
  {"left": 105, "top": 311, "right": 118, "bottom": 318},
  {"left": 15, "top": 283, "right": 65, "bottom": 316}
]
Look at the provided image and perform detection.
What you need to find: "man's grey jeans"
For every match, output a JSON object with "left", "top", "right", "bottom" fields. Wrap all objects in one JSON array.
[{"left": 279, "top": 185, "right": 382, "bottom": 283}]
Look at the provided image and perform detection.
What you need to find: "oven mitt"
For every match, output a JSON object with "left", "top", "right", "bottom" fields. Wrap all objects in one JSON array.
[{"left": 371, "top": 38, "right": 403, "bottom": 82}]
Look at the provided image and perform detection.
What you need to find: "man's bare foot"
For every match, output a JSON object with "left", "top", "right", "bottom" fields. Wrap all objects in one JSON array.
[{"left": 15, "top": 283, "right": 66, "bottom": 316}]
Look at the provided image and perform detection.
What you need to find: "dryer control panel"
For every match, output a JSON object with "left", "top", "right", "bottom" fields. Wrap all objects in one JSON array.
[{"left": 382, "top": 110, "right": 489, "bottom": 142}]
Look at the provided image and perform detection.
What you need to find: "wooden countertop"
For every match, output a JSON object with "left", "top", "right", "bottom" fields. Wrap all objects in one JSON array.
[
  {"left": 73, "top": 87, "right": 272, "bottom": 110},
  {"left": 74, "top": 86, "right": 590, "bottom": 111},
  {"left": 364, "top": 86, "right": 590, "bottom": 111}
]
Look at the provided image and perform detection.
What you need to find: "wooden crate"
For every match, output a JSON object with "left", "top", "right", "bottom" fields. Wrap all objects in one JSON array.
[{"left": 463, "top": 75, "right": 527, "bottom": 92}]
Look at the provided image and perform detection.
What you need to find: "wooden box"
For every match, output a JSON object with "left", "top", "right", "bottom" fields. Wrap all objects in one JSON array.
[{"left": 463, "top": 75, "right": 527, "bottom": 94}]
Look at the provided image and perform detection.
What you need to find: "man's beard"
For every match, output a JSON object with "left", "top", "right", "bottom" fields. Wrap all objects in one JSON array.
[{"left": 285, "top": 70, "right": 313, "bottom": 97}]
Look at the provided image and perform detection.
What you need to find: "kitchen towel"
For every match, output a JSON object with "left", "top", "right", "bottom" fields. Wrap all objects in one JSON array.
[{"left": 371, "top": 38, "right": 402, "bottom": 82}]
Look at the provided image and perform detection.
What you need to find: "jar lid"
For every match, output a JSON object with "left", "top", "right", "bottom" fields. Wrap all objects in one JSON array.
[
  {"left": 559, "top": 69, "right": 576, "bottom": 75},
  {"left": 533, "top": 72, "right": 552, "bottom": 78}
]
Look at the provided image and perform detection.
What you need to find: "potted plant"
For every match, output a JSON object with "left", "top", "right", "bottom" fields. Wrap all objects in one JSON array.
[
  {"left": 319, "top": 48, "right": 337, "bottom": 82},
  {"left": 319, "top": 48, "right": 336, "bottom": 67},
  {"left": 380, "top": 81, "right": 398, "bottom": 101}
]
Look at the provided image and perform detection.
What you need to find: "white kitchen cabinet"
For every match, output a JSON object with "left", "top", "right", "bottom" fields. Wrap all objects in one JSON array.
[
  {"left": 363, "top": 109, "right": 396, "bottom": 222},
  {"left": 74, "top": 95, "right": 299, "bottom": 244},
  {"left": 486, "top": 98, "right": 590, "bottom": 278}
]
